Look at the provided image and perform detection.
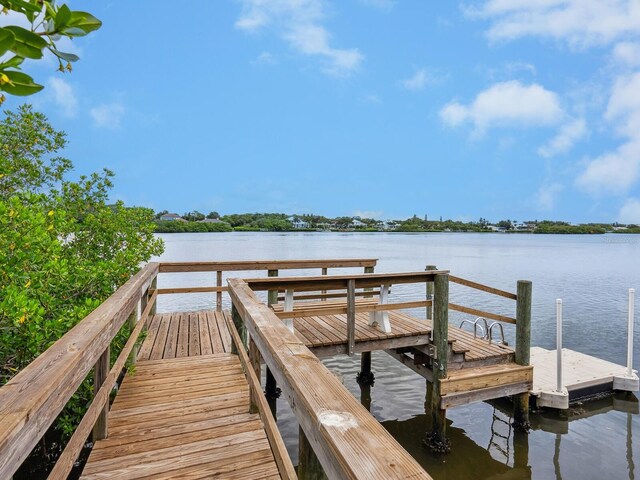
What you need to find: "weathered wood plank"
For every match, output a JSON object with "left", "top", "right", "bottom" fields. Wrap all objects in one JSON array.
[
  {"left": 159, "top": 259, "right": 378, "bottom": 273},
  {"left": 228, "top": 278, "right": 432, "bottom": 480}
]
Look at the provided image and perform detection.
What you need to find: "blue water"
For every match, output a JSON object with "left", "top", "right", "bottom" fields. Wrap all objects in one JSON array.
[{"left": 153, "top": 232, "right": 640, "bottom": 479}]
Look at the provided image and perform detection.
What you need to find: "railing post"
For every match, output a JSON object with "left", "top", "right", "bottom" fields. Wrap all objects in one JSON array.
[
  {"left": 514, "top": 280, "right": 532, "bottom": 431},
  {"left": 249, "top": 337, "right": 261, "bottom": 414},
  {"left": 93, "top": 346, "right": 110, "bottom": 441},
  {"left": 425, "top": 273, "right": 450, "bottom": 452},
  {"left": 556, "top": 299, "right": 563, "bottom": 391},
  {"left": 216, "top": 271, "right": 223, "bottom": 312},
  {"left": 425, "top": 265, "right": 436, "bottom": 323},
  {"left": 321, "top": 267, "right": 328, "bottom": 302},
  {"left": 231, "top": 303, "right": 246, "bottom": 354},
  {"left": 298, "top": 427, "right": 327, "bottom": 480},
  {"left": 346, "top": 279, "right": 356, "bottom": 356},
  {"left": 359, "top": 267, "right": 375, "bottom": 385},
  {"left": 628, "top": 288, "right": 635, "bottom": 377},
  {"left": 127, "top": 300, "right": 141, "bottom": 364},
  {"left": 266, "top": 269, "right": 280, "bottom": 401},
  {"left": 149, "top": 275, "right": 157, "bottom": 316}
]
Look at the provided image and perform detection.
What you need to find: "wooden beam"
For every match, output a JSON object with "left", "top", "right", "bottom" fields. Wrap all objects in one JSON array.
[
  {"left": 0, "top": 262, "right": 159, "bottom": 480},
  {"left": 448, "top": 303, "right": 516, "bottom": 324},
  {"left": 157, "top": 286, "right": 227, "bottom": 295},
  {"left": 216, "top": 271, "right": 223, "bottom": 312},
  {"left": 245, "top": 270, "right": 450, "bottom": 292},
  {"left": 274, "top": 300, "right": 432, "bottom": 319},
  {"left": 159, "top": 259, "right": 378, "bottom": 273},
  {"left": 449, "top": 275, "right": 518, "bottom": 300},
  {"left": 227, "top": 278, "right": 432, "bottom": 480}
]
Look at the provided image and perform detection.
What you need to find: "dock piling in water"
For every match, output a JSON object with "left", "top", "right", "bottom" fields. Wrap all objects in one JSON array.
[{"left": 514, "top": 280, "right": 532, "bottom": 431}]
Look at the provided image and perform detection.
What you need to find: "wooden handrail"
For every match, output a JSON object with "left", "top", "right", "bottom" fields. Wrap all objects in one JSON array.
[
  {"left": 159, "top": 259, "right": 377, "bottom": 273},
  {"left": 227, "top": 278, "right": 432, "bottom": 479},
  {"left": 245, "top": 270, "right": 450, "bottom": 292},
  {"left": 223, "top": 315, "right": 297, "bottom": 480},
  {"left": 49, "top": 290, "right": 158, "bottom": 479},
  {"left": 0, "top": 262, "right": 159, "bottom": 479},
  {"left": 275, "top": 300, "right": 433, "bottom": 319},
  {"left": 449, "top": 275, "right": 517, "bottom": 300},
  {"left": 449, "top": 302, "right": 516, "bottom": 324}
]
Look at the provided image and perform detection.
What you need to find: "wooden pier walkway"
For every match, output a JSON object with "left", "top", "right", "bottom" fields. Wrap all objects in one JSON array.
[
  {"left": 1, "top": 258, "right": 635, "bottom": 479},
  {"left": 82, "top": 311, "right": 284, "bottom": 479}
]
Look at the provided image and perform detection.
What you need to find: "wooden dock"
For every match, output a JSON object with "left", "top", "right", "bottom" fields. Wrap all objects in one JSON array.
[
  {"left": 2, "top": 258, "right": 635, "bottom": 479},
  {"left": 81, "top": 311, "right": 285, "bottom": 479}
]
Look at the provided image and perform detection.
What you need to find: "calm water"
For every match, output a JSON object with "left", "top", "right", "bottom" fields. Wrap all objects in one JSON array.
[{"left": 153, "top": 232, "right": 640, "bottom": 480}]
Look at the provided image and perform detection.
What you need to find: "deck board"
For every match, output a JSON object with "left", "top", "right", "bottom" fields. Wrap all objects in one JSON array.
[
  {"left": 82, "top": 313, "right": 282, "bottom": 479},
  {"left": 287, "top": 309, "right": 514, "bottom": 364}
]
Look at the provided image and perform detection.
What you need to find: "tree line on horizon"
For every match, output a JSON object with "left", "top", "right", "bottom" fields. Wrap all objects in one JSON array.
[{"left": 152, "top": 210, "right": 640, "bottom": 234}]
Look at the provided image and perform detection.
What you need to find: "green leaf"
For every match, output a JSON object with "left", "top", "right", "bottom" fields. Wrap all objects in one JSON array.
[
  {"left": 0, "top": 70, "right": 44, "bottom": 96},
  {"left": 49, "top": 47, "right": 79, "bottom": 62},
  {"left": 65, "top": 11, "right": 102, "bottom": 36},
  {"left": 0, "top": 56, "right": 25, "bottom": 69},
  {"left": 0, "top": 28, "right": 15, "bottom": 57},
  {"left": 4, "top": 26, "right": 47, "bottom": 59},
  {"left": 55, "top": 4, "right": 71, "bottom": 30},
  {"left": 4, "top": 0, "right": 42, "bottom": 14}
]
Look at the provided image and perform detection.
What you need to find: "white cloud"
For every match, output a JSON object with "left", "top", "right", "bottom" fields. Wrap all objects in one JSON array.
[
  {"left": 466, "top": 0, "right": 640, "bottom": 48},
  {"left": 90, "top": 103, "right": 125, "bottom": 129},
  {"left": 577, "top": 72, "right": 640, "bottom": 193},
  {"left": 235, "top": 0, "right": 363, "bottom": 76},
  {"left": 46, "top": 77, "right": 78, "bottom": 118},
  {"left": 536, "top": 183, "right": 563, "bottom": 210},
  {"left": 618, "top": 198, "right": 640, "bottom": 223},
  {"left": 538, "top": 118, "right": 587, "bottom": 157},
  {"left": 612, "top": 42, "right": 640, "bottom": 67},
  {"left": 401, "top": 68, "right": 444, "bottom": 91},
  {"left": 440, "top": 81, "right": 564, "bottom": 133}
]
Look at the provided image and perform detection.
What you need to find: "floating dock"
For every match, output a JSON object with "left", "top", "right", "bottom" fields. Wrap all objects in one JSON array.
[{"left": 530, "top": 346, "right": 639, "bottom": 409}]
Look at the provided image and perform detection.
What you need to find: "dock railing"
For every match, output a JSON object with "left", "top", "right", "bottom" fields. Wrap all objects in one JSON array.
[
  {"left": 0, "top": 259, "right": 378, "bottom": 479},
  {"left": 0, "top": 262, "right": 159, "bottom": 480},
  {"left": 227, "top": 277, "right": 433, "bottom": 479},
  {"left": 157, "top": 259, "right": 378, "bottom": 311}
]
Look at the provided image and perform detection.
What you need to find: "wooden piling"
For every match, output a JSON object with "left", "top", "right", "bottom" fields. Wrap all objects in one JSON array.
[
  {"left": 514, "top": 280, "right": 532, "bottom": 431},
  {"left": 266, "top": 269, "right": 279, "bottom": 399},
  {"left": 425, "top": 265, "right": 436, "bottom": 321},
  {"left": 426, "top": 273, "right": 450, "bottom": 452},
  {"left": 149, "top": 276, "right": 157, "bottom": 316},
  {"left": 346, "top": 279, "right": 356, "bottom": 356},
  {"left": 92, "top": 347, "right": 109, "bottom": 441},
  {"left": 298, "top": 427, "right": 327, "bottom": 480}
]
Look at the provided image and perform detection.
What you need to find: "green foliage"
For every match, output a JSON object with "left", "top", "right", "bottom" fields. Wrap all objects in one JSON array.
[
  {"left": 0, "top": 1, "right": 101, "bottom": 104},
  {"left": 534, "top": 222, "right": 605, "bottom": 234},
  {"left": 182, "top": 210, "right": 205, "bottom": 221},
  {"left": 154, "top": 219, "right": 232, "bottom": 233},
  {"left": 206, "top": 211, "right": 220, "bottom": 219},
  {"left": 0, "top": 105, "right": 163, "bottom": 438}
]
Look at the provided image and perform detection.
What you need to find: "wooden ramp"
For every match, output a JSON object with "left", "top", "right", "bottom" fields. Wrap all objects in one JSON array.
[
  {"left": 530, "top": 346, "right": 640, "bottom": 409},
  {"left": 82, "top": 311, "right": 282, "bottom": 479}
]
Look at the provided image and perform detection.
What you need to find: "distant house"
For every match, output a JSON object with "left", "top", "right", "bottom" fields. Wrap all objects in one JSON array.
[
  {"left": 199, "top": 218, "right": 224, "bottom": 224},
  {"left": 159, "top": 213, "right": 184, "bottom": 221},
  {"left": 350, "top": 219, "right": 366, "bottom": 228},
  {"left": 488, "top": 225, "right": 504, "bottom": 232},
  {"left": 287, "top": 216, "right": 309, "bottom": 229}
]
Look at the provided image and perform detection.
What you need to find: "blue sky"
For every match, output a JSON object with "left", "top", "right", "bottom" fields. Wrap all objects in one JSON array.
[{"left": 3, "top": 1, "right": 640, "bottom": 223}]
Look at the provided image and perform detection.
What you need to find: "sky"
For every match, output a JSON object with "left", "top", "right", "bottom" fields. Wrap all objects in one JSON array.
[{"left": 3, "top": 0, "right": 640, "bottom": 223}]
